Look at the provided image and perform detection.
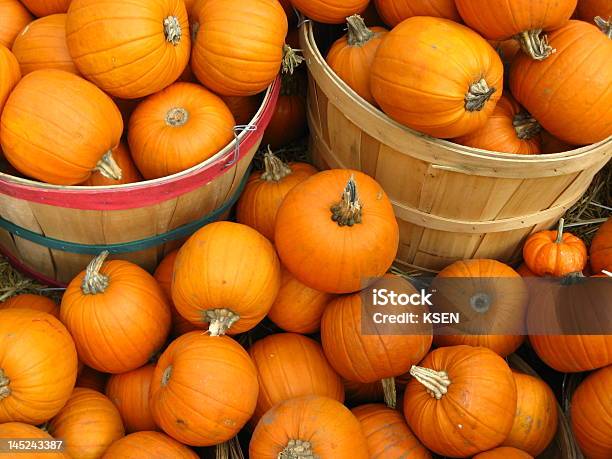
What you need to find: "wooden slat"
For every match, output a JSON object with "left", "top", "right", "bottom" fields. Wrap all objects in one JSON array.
[
  {"left": 359, "top": 131, "right": 381, "bottom": 177},
  {"left": 327, "top": 105, "right": 362, "bottom": 169}
]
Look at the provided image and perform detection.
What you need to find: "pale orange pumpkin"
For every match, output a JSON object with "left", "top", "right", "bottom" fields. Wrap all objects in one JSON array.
[
  {"left": 20, "top": 0, "right": 71, "bottom": 17},
  {"left": 474, "top": 447, "right": 534, "bottom": 459},
  {"left": 83, "top": 143, "right": 142, "bottom": 186},
  {"left": 1, "top": 293, "right": 59, "bottom": 317},
  {"left": 0, "top": 423, "right": 68, "bottom": 459},
  {"left": 103, "top": 431, "right": 198, "bottom": 458},
  {"left": 0, "top": 45, "right": 20, "bottom": 122},
  {"left": 0, "top": 0, "right": 33, "bottom": 49}
]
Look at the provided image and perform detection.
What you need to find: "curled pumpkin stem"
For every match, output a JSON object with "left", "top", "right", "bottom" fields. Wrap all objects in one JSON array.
[
  {"left": 346, "top": 14, "right": 375, "bottom": 46},
  {"left": 0, "top": 368, "right": 10, "bottom": 400},
  {"left": 164, "top": 16, "right": 182, "bottom": 45},
  {"left": 81, "top": 251, "right": 110, "bottom": 295},
  {"left": 331, "top": 175, "right": 362, "bottom": 227},
  {"left": 166, "top": 107, "right": 190, "bottom": 127},
  {"left": 513, "top": 112, "right": 541, "bottom": 140},
  {"left": 282, "top": 45, "right": 304, "bottom": 75},
  {"left": 594, "top": 16, "right": 612, "bottom": 38},
  {"left": 465, "top": 79, "right": 496, "bottom": 112},
  {"left": 279, "top": 439, "right": 319, "bottom": 459},
  {"left": 261, "top": 146, "right": 292, "bottom": 182},
  {"left": 410, "top": 365, "right": 451, "bottom": 400},
  {"left": 555, "top": 218, "right": 565, "bottom": 244},
  {"left": 516, "top": 29, "right": 555, "bottom": 61},
  {"left": 95, "top": 150, "right": 123, "bottom": 181},
  {"left": 381, "top": 377, "right": 397, "bottom": 409},
  {"left": 205, "top": 308, "right": 240, "bottom": 336}
]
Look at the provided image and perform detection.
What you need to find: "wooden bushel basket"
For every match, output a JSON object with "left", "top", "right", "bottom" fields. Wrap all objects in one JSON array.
[
  {"left": 300, "top": 22, "right": 611, "bottom": 273},
  {"left": 0, "top": 78, "right": 280, "bottom": 286}
]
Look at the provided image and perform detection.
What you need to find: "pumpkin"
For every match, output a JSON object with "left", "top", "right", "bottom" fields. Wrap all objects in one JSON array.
[
  {"left": 510, "top": 20, "right": 612, "bottom": 145},
  {"left": 456, "top": 0, "right": 576, "bottom": 60},
  {"left": 371, "top": 17, "right": 504, "bottom": 139},
  {"left": 60, "top": 251, "right": 171, "bottom": 373},
  {"left": 403, "top": 345, "right": 517, "bottom": 457},
  {"left": 0, "top": 309, "right": 77, "bottom": 424},
  {"left": 571, "top": 365, "right": 612, "bottom": 459},
  {"left": 516, "top": 263, "right": 537, "bottom": 277},
  {"left": 576, "top": 1, "right": 612, "bottom": 23},
  {"left": 432, "top": 259, "right": 528, "bottom": 357},
  {"left": 106, "top": 364, "right": 157, "bottom": 433},
  {"left": 474, "top": 447, "right": 534, "bottom": 459},
  {"left": 236, "top": 148, "right": 317, "bottom": 241},
  {"left": 275, "top": 169, "right": 399, "bottom": 293},
  {"left": 453, "top": 95, "right": 541, "bottom": 154},
  {"left": 66, "top": 0, "right": 190, "bottom": 99},
  {"left": 0, "top": 1, "right": 32, "bottom": 48},
  {"left": 528, "top": 334, "right": 612, "bottom": 374},
  {"left": 374, "top": 0, "right": 461, "bottom": 27},
  {"left": 1, "top": 293, "right": 59, "bottom": 317},
  {"left": 249, "top": 395, "right": 369, "bottom": 459},
  {"left": 19, "top": 0, "right": 71, "bottom": 16},
  {"left": 128, "top": 82, "right": 235, "bottom": 180},
  {"left": 590, "top": 217, "right": 612, "bottom": 273},
  {"left": 171, "top": 221, "right": 281, "bottom": 335},
  {"left": 150, "top": 332, "right": 258, "bottom": 446},
  {"left": 523, "top": 218, "right": 587, "bottom": 276},
  {"left": 540, "top": 130, "right": 574, "bottom": 154},
  {"left": 103, "top": 431, "right": 198, "bottom": 459},
  {"left": 83, "top": 143, "right": 142, "bottom": 186},
  {"left": 191, "top": 0, "right": 287, "bottom": 96},
  {"left": 48, "top": 388, "right": 124, "bottom": 459},
  {"left": 326, "top": 15, "right": 387, "bottom": 105},
  {"left": 344, "top": 379, "right": 384, "bottom": 406},
  {"left": 220, "top": 94, "right": 261, "bottom": 126},
  {"left": 352, "top": 404, "right": 431, "bottom": 458},
  {"left": 1, "top": 69, "right": 123, "bottom": 185},
  {"left": 0, "top": 423, "right": 67, "bottom": 459},
  {"left": 290, "top": 0, "right": 369, "bottom": 24},
  {"left": 267, "top": 267, "right": 334, "bottom": 334},
  {"left": 249, "top": 333, "right": 344, "bottom": 422},
  {"left": 0, "top": 45, "right": 20, "bottom": 118},
  {"left": 76, "top": 365, "right": 108, "bottom": 393}
]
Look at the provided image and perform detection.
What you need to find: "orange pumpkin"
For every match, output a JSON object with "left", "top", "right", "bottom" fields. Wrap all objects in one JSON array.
[
  {"left": 220, "top": 94, "right": 261, "bottom": 126},
  {"left": 516, "top": 263, "right": 538, "bottom": 277},
  {"left": 236, "top": 149, "right": 317, "bottom": 241},
  {"left": 150, "top": 332, "right": 258, "bottom": 446},
  {"left": 60, "top": 252, "right": 171, "bottom": 373},
  {"left": 48, "top": 388, "right": 125, "bottom": 459},
  {"left": 191, "top": 0, "right": 287, "bottom": 96},
  {"left": 128, "top": 82, "right": 235, "bottom": 179},
  {"left": 76, "top": 365, "right": 108, "bottom": 393},
  {"left": 83, "top": 143, "right": 142, "bottom": 186},
  {"left": 66, "top": 0, "right": 190, "bottom": 99},
  {"left": 474, "top": 447, "right": 534, "bottom": 459},
  {"left": 20, "top": 0, "right": 71, "bottom": 16},
  {"left": 0, "top": 0, "right": 33, "bottom": 48},
  {"left": 103, "top": 431, "right": 198, "bottom": 459},
  {"left": 529, "top": 334, "right": 612, "bottom": 373},
  {"left": 374, "top": 0, "right": 461, "bottom": 27},
  {"left": 575, "top": 0, "right": 612, "bottom": 23},
  {"left": 403, "top": 345, "right": 517, "bottom": 457},
  {"left": 249, "top": 395, "right": 369, "bottom": 459},
  {"left": 172, "top": 222, "right": 281, "bottom": 335},
  {"left": 1, "top": 293, "right": 59, "bottom": 317},
  {"left": 352, "top": 404, "right": 431, "bottom": 458},
  {"left": 0, "top": 45, "right": 20, "bottom": 117},
  {"left": 0, "top": 423, "right": 67, "bottom": 459},
  {"left": 1, "top": 69, "right": 123, "bottom": 185},
  {"left": 0, "top": 309, "right": 78, "bottom": 424},
  {"left": 590, "top": 217, "right": 612, "bottom": 274},
  {"left": 290, "top": 0, "right": 369, "bottom": 24},
  {"left": 344, "top": 379, "right": 384, "bottom": 406},
  {"left": 371, "top": 17, "right": 504, "bottom": 139},
  {"left": 275, "top": 169, "right": 399, "bottom": 294}
]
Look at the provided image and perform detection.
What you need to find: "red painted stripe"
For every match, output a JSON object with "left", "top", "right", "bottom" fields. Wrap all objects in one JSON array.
[
  {"left": 0, "top": 77, "right": 281, "bottom": 211},
  {"left": 0, "top": 244, "right": 67, "bottom": 287}
]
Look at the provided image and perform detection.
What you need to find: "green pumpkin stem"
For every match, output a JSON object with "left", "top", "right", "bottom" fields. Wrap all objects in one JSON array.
[
  {"left": 594, "top": 16, "right": 612, "bottom": 38},
  {"left": 0, "top": 368, "right": 10, "bottom": 401},
  {"left": 331, "top": 175, "right": 362, "bottom": 227},
  {"left": 555, "top": 218, "right": 565, "bottom": 244},
  {"left": 516, "top": 29, "right": 555, "bottom": 60},
  {"left": 279, "top": 439, "right": 319, "bottom": 459},
  {"left": 95, "top": 150, "right": 123, "bottom": 181},
  {"left": 346, "top": 14, "right": 375, "bottom": 46},
  {"left": 410, "top": 365, "right": 451, "bottom": 400},
  {"left": 205, "top": 308, "right": 240, "bottom": 336},
  {"left": 465, "top": 79, "right": 496, "bottom": 112},
  {"left": 164, "top": 16, "right": 182, "bottom": 45},
  {"left": 382, "top": 377, "right": 397, "bottom": 409},
  {"left": 282, "top": 45, "right": 304, "bottom": 75},
  {"left": 261, "top": 146, "right": 292, "bottom": 182},
  {"left": 513, "top": 112, "right": 541, "bottom": 140},
  {"left": 81, "top": 251, "right": 110, "bottom": 295}
]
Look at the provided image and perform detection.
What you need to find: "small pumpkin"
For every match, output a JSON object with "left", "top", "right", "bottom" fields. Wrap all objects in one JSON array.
[
  {"left": 83, "top": 143, "right": 142, "bottom": 186},
  {"left": 374, "top": 0, "right": 461, "bottom": 27},
  {"left": 0, "top": 309, "right": 78, "bottom": 424},
  {"left": 249, "top": 395, "right": 369, "bottom": 459},
  {"left": 171, "top": 222, "right": 281, "bottom": 336},
  {"left": 474, "top": 447, "right": 534, "bottom": 459},
  {"left": 575, "top": 0, "right": 612, "bottom": 24},
  {"left": 0, "top": 0, "right": 33, "bottom": 48},
  {"left": 0, "top": 423, "right": 67, "bottom": 459},
  {"left": 60, "top": 251, "right": 171, "bottom": 373},
  {"left": 523, "top": 218, "right": 587, "bottom": 276},
  {"left": 0, "top": 45, "right": 20, "bottom": 117},
  {"left": 220, "top": 94, "right": 261, "bottom": 126},
  {"left": 76, "top": 365, "right": 108, "bottom": 393},
  {"left": 1, "top": 293, "right": 59, "bottom": 317},
  {"left": 516, "top": 263, "right": 538, "bottom": 277},
  {"left": 403, "top": 345, "right": 517, "bottom": 457},
  {"left": 590, "top": 217, "right": 612, "bottom": 274},
  {"left": 48, "top": 388, "right": 125, "bottom": 459},
  {"left": 103, "top": 431, "right": 198, "bottom": 459},
  {"left": 150, "top": 332, "right": 259, "bottom": 446},
  {"left": 371, "top": 17, "right": 504, "bottom": 139},
  {"left": 128, "top": 82, "right": 235, "bottom": 180},
  {"left": 1, "top": 69, "right": 123, "bottom": 185},
  {"left": 236, "top": 148, "right": 317, "bottom": 241},
  {"left": 19, "top": 0, "right": 71, "bottom": 17},
  {"left": 275, "top": 169, "right": 399, "bottom": 294},
  {"left": 290, "top": 0, "right": 369, "bottom": 24}
]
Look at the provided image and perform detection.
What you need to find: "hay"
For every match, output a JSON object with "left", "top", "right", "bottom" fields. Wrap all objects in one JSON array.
[
  {"left": 252, "top": 137, "right": 310, "bottom": 171},
  {"left": 0, "top": 256, "right": 61, "bottom": 302}
]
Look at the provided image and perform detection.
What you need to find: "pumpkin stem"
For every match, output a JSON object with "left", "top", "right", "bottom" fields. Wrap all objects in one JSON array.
[
  {"left": 560, "top": 271, "right": 587, "bottom": 285},
  {"left": 516, "top": 29, "right": 555, "bottom": 60},
  {"left": 164, "top": 16, "right": 182, "bottom": 45},
  {"left": 216, "top": 437, "right": 244, "bottom": 459},
  {"left": 331, "top": 175, "right": 362, "bottom": 227},
  {"left": 95, "top": 150, "right": 123, "bottom": 181},
  {"left": 381, "top": 377, "right": 396, "bottom": 409},
  {"left": 278, "top": 439, "right": 319, "bottom": 459},
  {"left": 166, "top": 107, "right": 190, "bottom": 127},
  {"left": 513, "top": 112, "right": 541, "bottom": 140},
  {"left": 346, "top": 14, "right": 375, "bottom": 46},
  {"left": 161, "top": 365, "right": 173, "bottom": 387},
  {"left": 410, "top": 365, "right": 451, "bottom": 400},
  {"left": 470, "top": 292, "right": 491, "bottom": 313},
  {"left": 205, "top": 308, "right": 240, "bottom": 336},
  {"left": 555, "top": 218, "right": 565, "bottom": 244},
  {"left": 465, "top": 79, "right": 496, "bottom": 112},
  {"left": 282, "top": 45, "right": 304, "bottom": 75},
  {"left": 594, "top": 16, "right": 612, "bottom": 38},
  {"left": 261, "top": 146, "right": 292, "bottom": 182},
  {"left": 81, "top": 251, "right": 110, "bottom": 295},
  {"left": 0, "top": 368, "right": 10, "bottom": 401}
]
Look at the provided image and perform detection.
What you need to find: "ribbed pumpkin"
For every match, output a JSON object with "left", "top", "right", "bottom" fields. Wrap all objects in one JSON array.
[
  {"left": 326, "top": 15, "right": 387, "bottom": 105},
  {"left": 191, "top": 0, "right": 287, "bottom": 96},
  {"left": 529, "top": 334, "right": 612, "bottom": 373},
  {"left": 106, "top": 364, "right": 157, "bottom": 433},
  {"left": 48, "top": 388, "right": 125, "bottom": 459},
  {"left": 60, "top": 252, "right": 171, "bottom": 373},
  {"left": 220, "top": 94, "right": 261, "bottom": 126},
  {"left": 0, "top": 309, "right": 77, "bottom": 424},
  {"left": 0, "top": 423, "right": 67, "bottom": 459},
  {"left": 516, "top": 263, "right": 537, "bottom": 277},
  {"left": 20, "top": 0, "right": 71, "bottom": 16},
  {"left": 103, "top": 431, "right": 198, "bottom": 459},
  {"left": 0, "top": 45, "right": 20, "bottom": 117},
  {"left": 1, "top": 69, "right": 123, "bottom": 185},
  {"left": 249, "top": 333, "right": 344, "bottom": 422},
  {"left": 352, "top": 404, "right": 431, "bottom": 458},
  {"left": 150, "top": 332, "right": 258, "bottom": 446},
  {"left": 374, "top": 0, "right": 461, "bottom": 27},
  {"left": 66, "top": 0, "right": 190, "bottom": 99},
  {"left": 403, "top": 345, "right": 517, "bottom": 457},
  {"left": 76, "top": 365, "right": 108, "bottom": 393},
  {"left": 290, "top": 0, "right": 369, "bottom": 24},
  {"left": 250, "top": 395, "right": 369, "bottom": 459},
  {"left": 128, "top": 82, "right": 235, "bottom": 179},
  {"left": 453, "top": 95, "right": 541, "bottom": 154},
  {"left": 83, "top": 143, "right": 142, "bottom": 186},
  {"left": 275, "top": 169, "right": 399, "bottom": 294},
  {"left": 171, "top": 222, "right": 281, "bottom": 335},
  {"left": 456, "top": 0, "right": 576, "bottom": 60},
  {"left": 11, "top": 14, "right": 77, "bottom": 75},
  {"left": 474, "top": 447, "right": 534, "bottom": 459},
  {"left": 371, "top": 17, "right": 504, "bottom": 139},
  {"left": 571, "top": 365, "right": 612, "bottom": 459},
  {"left": 0, "top": 0, "right": 32, "bottom": 48},
  {"left": 575, "top": 0, "right": 612, "bottom": 23},
  {"left": 590, "top": 217, "right": 612, "bottom": 274},
  {"left": 510, "top": 20, "right": 612, "bottom": 145},
  {"left": 236, "top": 149, "right": 317, "bottom": 241},
  {"left": 432, "top": 259, "right": 528, "bottom": 357},
  {"left": 1, "top": 293, "right": 59, "bottom": 317}
]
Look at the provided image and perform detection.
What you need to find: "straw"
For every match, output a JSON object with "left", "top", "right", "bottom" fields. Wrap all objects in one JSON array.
[{"left": 0, "top": 256, "right": 60, "bottom": 302}]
